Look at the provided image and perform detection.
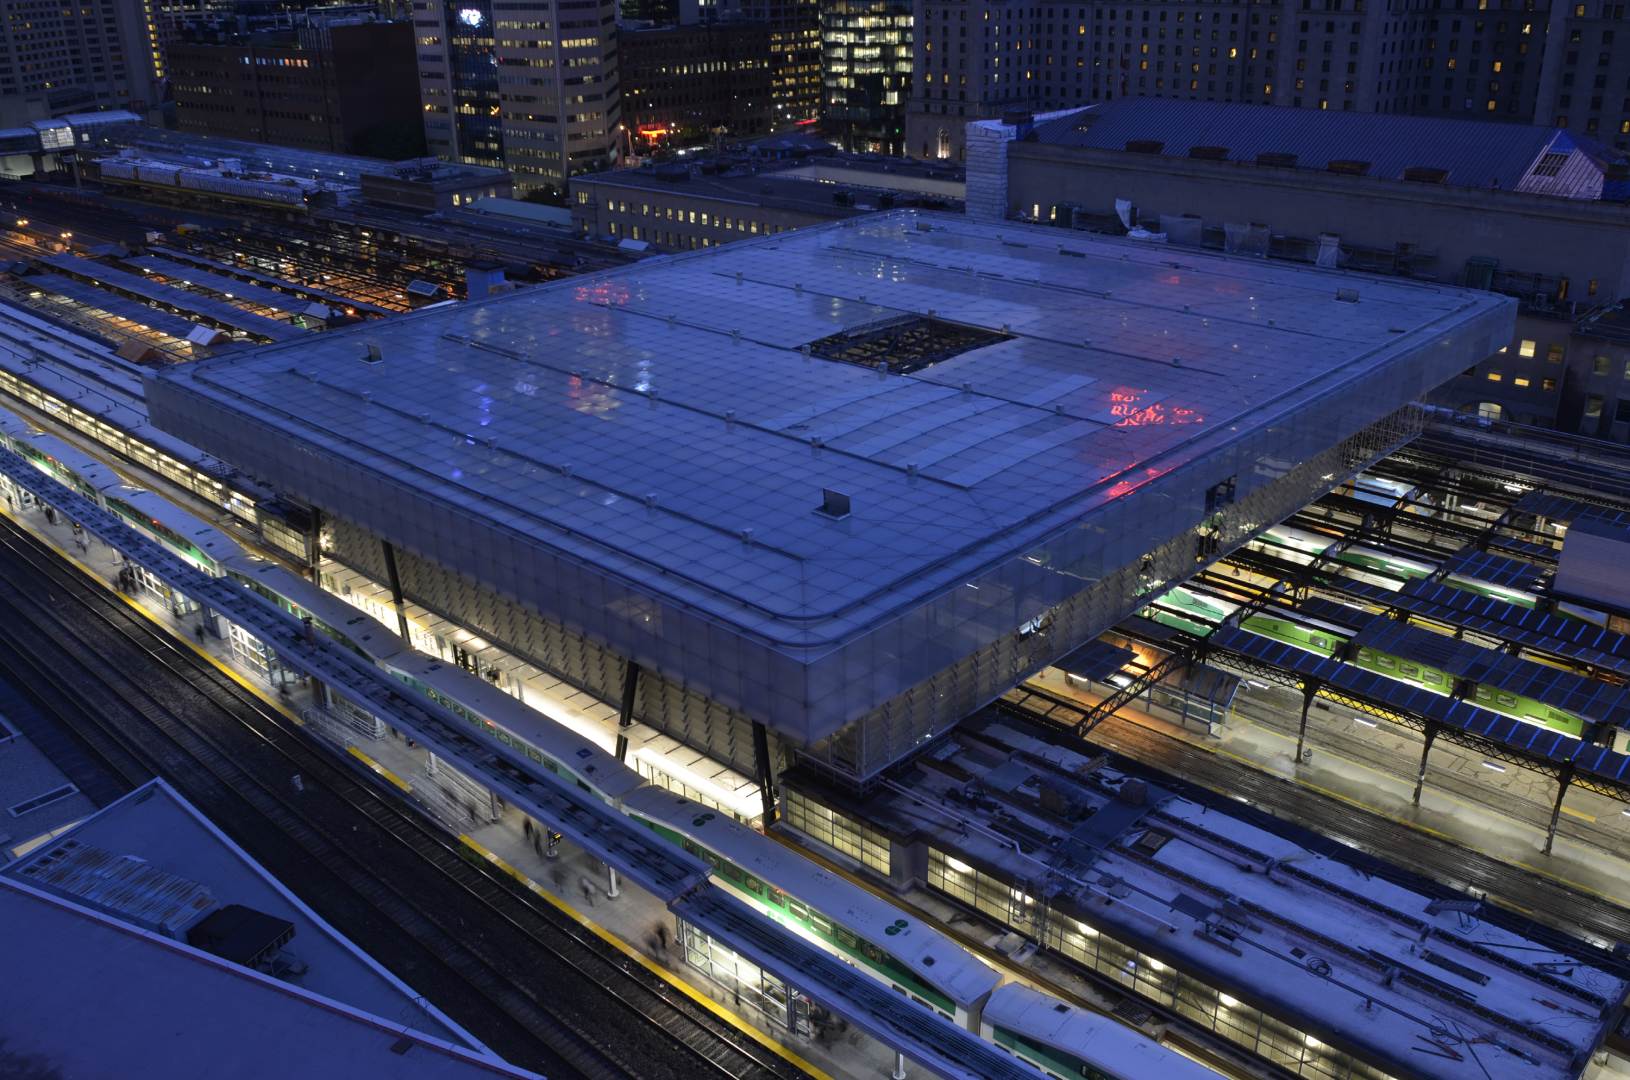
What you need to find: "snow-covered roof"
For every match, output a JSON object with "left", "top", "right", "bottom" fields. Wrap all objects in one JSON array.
[{"left": 847, "top": 713, "right": 1629, "bottom": 1080}]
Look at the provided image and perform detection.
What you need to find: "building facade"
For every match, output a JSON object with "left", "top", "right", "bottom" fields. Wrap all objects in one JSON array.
[
  {"left": 569, "top": 152, "right": 961, "bottom": 248},
  {"left": 968, "top": 101, "right": 1630, "bottom": 439},
  {"left": 619, "top": 21, "right": 772, "bottom": 145},
  {"left": 0, "top": 0, "right": 164, "bottom": 117},
  {"left": 414, "top": 0, "right": 621, "bottom": 193},
  {"left": 732, "top": 0, "right": 821, "bottom": 128},
  {"left": 908, "top": 0, "right": 1630, "bottom": 164},
  {"left": 821, "top": 0, "right": 913, "bottom": 153},
  {"left": 171, "top": 22, "right": 425, "bottom": 157}
]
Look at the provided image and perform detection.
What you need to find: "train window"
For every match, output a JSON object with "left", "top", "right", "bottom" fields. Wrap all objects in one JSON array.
[
  {"left": 788, "top": 899, "right": 809, "bottom": 921},
  {"left": 811, "top": 914, "right": 832, "bottom": 937},
  {"left": 1401, "top": 663, "right": 1419, "bottom": 677},
  {"left": 1497, "top": 693, "right": 1517, "bottom": 707},
  {"left": 1376, "top": 654, "right": 1395, "bottom": 668},
  {"left": 1422, "top": 670, "right": 1442, "bottom": 685}
]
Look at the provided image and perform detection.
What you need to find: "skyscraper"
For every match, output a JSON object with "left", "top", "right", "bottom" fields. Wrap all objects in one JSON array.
[
  {"left": 415, "top": 0, "right": 621, "bottom": 193},
  {"left": 821, "top": 0, "right": 912, "bottom": 153}
]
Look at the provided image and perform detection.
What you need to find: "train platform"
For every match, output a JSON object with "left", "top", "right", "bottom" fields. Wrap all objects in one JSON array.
[
  {"left": 1029, "top": 667, "right": 1630, "bottom": 939},
  {"left": 0, "top": 484, "right": 932, "bottom": 1080}
]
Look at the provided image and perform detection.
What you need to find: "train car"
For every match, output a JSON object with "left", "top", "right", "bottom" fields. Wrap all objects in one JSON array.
[
  {"left": 980, "top": 983, "right": 1218, "bottom": 1080},
  {"left": 1337, "top": 543, "right": 1434, "bottom": 582},
  {"left": 221, "top": 552, "right": 401, "bottom": 664},
  {"left": 0, "top": 415, "right": 239, "bottom": 576},
  {"left": 6, "top": 426, "right": 119, "bottom": 503},
  {"left": 623, "top": 785, "right": 1001, "bottom": 1027},
  {"left": 1144, "top": 585, "right": 1239, "bottom": 637},
  {"left": 1442, "top": 573, "right": 1538, "bottom": 609},
  {"left": 380, "top": 648, "right": 646, "bottom": 805},
  {"left": 1468, "top": 683, "right": 1586, "bottom": 738},
  {"left": 1237, "top": 612, "right": 1350, "bottom": 659}
]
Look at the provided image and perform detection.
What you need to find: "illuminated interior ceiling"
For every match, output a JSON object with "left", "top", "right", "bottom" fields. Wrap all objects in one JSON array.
[{"left": 805, "top": 314, "right": 1011, "bottom": 374}]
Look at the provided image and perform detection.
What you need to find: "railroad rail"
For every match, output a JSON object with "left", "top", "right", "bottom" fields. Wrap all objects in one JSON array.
[{"left": 0, "top": 512, "right": 807, "bottom": 1080}]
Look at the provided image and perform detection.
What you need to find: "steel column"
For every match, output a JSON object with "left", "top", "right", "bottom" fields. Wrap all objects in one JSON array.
[
  {"left": 753, "top": 720, "right": 777, "bottom": 825},
  {"left": 613, "top": 660, "right": 640, "bottom": 762},
  {"left": 1543, "top": 764, "right": 1575, "bottom": 856},
  {"left": 1413, "top": 721, "right": 1438, "bottom": 806},
  {"left": 1295, "top": 682, "right": 1318, "bottom": 765},
  {"left": 379, "top": 539, "right": 412, "bottom": 641}
]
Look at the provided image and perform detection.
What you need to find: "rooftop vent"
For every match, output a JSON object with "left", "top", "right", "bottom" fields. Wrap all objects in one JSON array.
[
  {"left": 1327, "top": 159, "right": 1372, "bottom": 176},
  {"left": 361, "top": 342, "right": 383, "bottom": 363},
  {"left": 1188, "top": 145, "right": 1230, "bottom": 160},
  {"left": 1255, "top": 151, "right": 1299, "bottom": 169},
  {"left": 1125, "top": 139, "right": 1165, "bottom": 155},
  {"left": 817, "top": 489, "right": 851, "bottom": 519},
  {"left": 1402, "top": 165, "right": 1449, "bottom": 184}
]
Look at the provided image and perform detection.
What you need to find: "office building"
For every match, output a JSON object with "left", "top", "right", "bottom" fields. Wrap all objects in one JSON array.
[
  {"left": 170, "top": 21, "right": 425, "bottom": 157},
  {"left": 569, "top": 151, "right": 961, "bottom": 248},
  {"left": 821, "top": 0, "right": 913, "bottom": 153},
  {"left": 965, "top": 100, "right": 1630, "bottom": 440},
  {"left": 737, "top": 0, "right": 821, "bottom": 128},
  {"left": 620, "top": 21, "right": 773, "bottom": 146},
  {"left": 147, "top": 211, "right": 1510, "bottom": 788},
  {"left": 414, "top": 0, "right": 621, "bottom": 193},
  {"left": 907, "top": 0, "right": 1630, "bottom": 164},
  {"left": 0, "top": 0, "right": 164, "bottom": 118}
]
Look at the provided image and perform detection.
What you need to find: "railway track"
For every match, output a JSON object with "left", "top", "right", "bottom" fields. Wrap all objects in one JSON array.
[
  {"left": 0, "top": 514, "right": 807, "bottom": 1080},
  {"left": 1001, "top": 684, "right": 1630, "bottom": 946}
]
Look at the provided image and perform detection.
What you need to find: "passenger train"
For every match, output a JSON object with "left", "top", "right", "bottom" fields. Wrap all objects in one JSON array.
[
  {"left": 0, "top": 409, "right": 1202, "bottom": 1080},
  {"left": 1143, "top": 580, "right": 1598, "bottom": 740}
]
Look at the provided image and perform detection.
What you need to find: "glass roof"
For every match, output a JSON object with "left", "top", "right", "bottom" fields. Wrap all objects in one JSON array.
[{"left": 169, "top": 212, "right": 1509, "bottom": 635}]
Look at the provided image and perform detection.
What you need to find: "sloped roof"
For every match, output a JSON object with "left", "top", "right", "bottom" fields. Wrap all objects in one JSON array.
[{"left": 1029, "top": 100, "right": 1587, "bottom": 193}]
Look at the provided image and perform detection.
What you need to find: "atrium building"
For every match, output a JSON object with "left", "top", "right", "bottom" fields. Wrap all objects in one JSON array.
[{"left": 146, "top": 212, "right": 1512, "bottom": 795}]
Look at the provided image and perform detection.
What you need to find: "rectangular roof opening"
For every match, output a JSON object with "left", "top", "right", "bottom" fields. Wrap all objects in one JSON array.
[{"left": 804, "top": 314, "right": 1013, "bottom": 375}]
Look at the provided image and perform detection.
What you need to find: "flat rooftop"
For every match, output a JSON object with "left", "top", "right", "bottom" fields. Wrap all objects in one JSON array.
[
  {"left": 574, "top": 156, "right": 962, "bottom": 215},
  {"left": 0, "top": 780, "right": 472, "bottom": 1047},
  {"left": 149, "top": 211, "right": 1512, "bottom": 741},
  {"left": 805, "top": 712, "right": 1627, "bottom": 1080},
  {"left": 0, "top": 877, "right": 536, "bottom": 1080}
]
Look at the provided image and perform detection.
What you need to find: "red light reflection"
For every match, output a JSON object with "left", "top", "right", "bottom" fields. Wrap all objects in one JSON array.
[
  {"left": 572, "top": 279, "right": 630, "bottom": 306},
  {"left": 1108, "top": 388, "right": 1204, "bottom": 428}
]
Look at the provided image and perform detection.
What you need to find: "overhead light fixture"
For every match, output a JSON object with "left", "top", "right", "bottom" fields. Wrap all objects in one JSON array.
[{"left": 1480, "top": 760, "right": 1507, "bottom": 773}]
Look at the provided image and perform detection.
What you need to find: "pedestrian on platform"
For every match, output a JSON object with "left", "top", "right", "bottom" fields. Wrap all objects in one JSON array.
[{"left": 656, "top": 925, "right": 669, "bottom": 951}]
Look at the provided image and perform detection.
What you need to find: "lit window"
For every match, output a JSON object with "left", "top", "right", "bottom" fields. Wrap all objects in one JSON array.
[
  {"left": 1486, "top": 371, "right": 1502, "bottom": 381},
  {"left": 1542, "top": 378, "right": 1557, "bottom": 391},
  {"left": 1518, "top": 339, "right": 1536, "bottom": 358},
  {"left": 1514, "top": 377, "right": 1531, "bottom": 388}
]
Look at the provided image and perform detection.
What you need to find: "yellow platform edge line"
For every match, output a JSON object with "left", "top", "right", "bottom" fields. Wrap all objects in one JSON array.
[
  {"left": 457, "top": 834, "right": 833, "bottom": 1080},
  {"left": 349, "top": 745, "right": 413, "bottom": 793},
  {"left": 10, "top": 511, "right": 838, "bottom": 1075}
]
